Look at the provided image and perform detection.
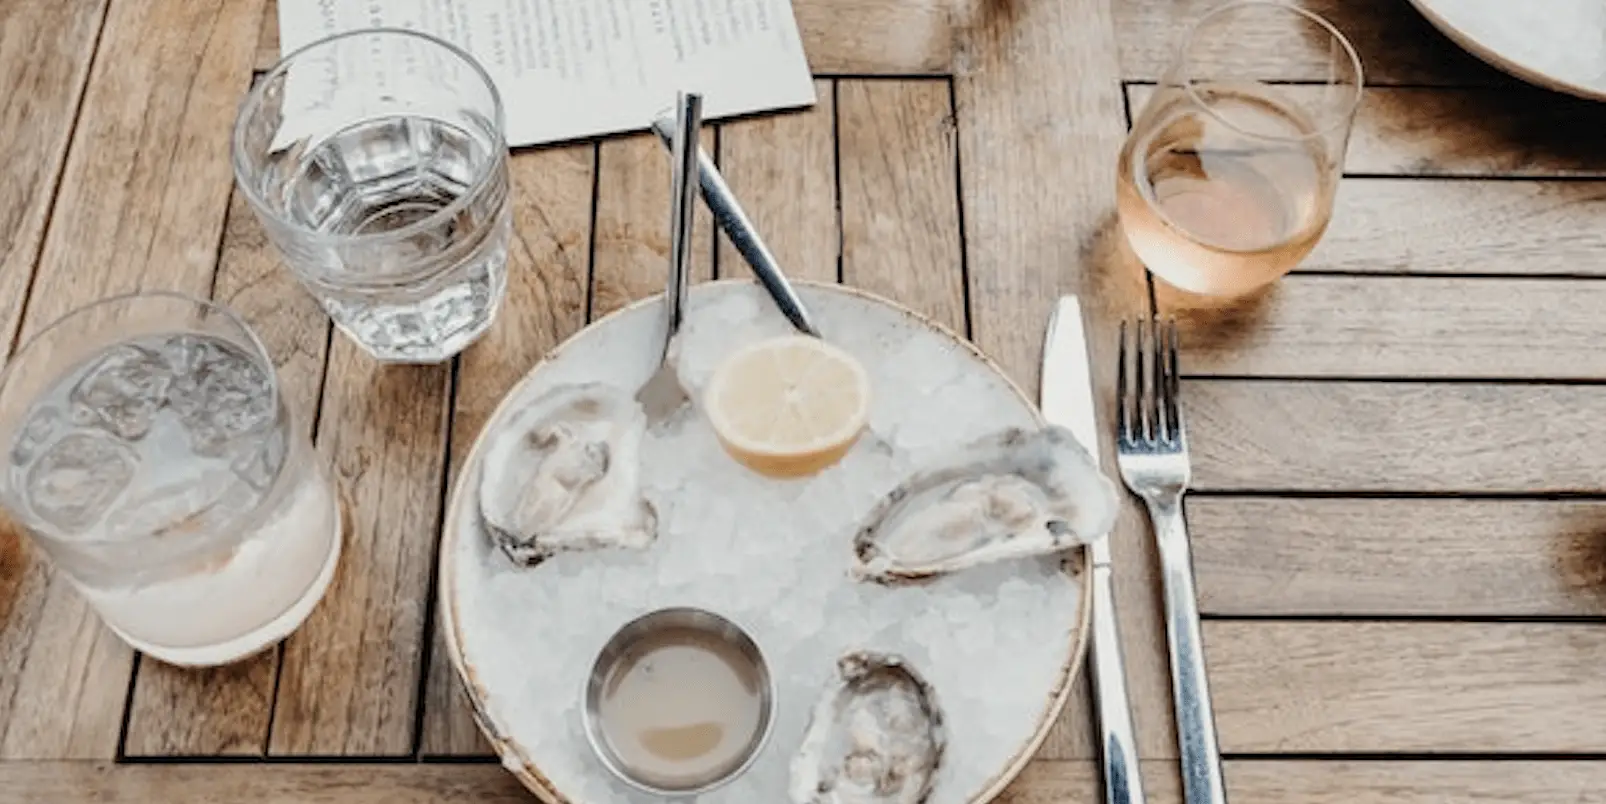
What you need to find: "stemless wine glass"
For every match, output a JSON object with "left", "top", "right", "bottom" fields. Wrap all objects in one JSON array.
[
  {"left": 1117, "top": 1, "right": 1363, "bottom": 297},
  {"left": 0, "top": 292, "right": 343, "bottom": 667},
  {"left": 233, "top": 28, "right": 512, "bottom": 363}
]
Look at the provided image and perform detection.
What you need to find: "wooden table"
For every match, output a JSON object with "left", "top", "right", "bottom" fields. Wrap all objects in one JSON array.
[{"left": 4, "top": 0, "right": 1606, "bottom": 800}]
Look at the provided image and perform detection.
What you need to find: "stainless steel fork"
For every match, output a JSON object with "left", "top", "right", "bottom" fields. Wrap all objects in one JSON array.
[{"left": 1114, "top": 319, "right": 1228, "bottom": 804}]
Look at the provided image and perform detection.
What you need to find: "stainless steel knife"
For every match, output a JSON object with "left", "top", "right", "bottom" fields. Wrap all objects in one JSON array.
[{"left": 1042, "top": 295, "right": 1146, "bottom": 804}]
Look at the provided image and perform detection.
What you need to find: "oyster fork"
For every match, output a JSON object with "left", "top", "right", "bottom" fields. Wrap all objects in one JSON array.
[
  {"left": 636, "top": 90, "right": 701, "bottom": 426},
  {"left": 1114, "top": 319, "right": 1228, "bottom": 804}
]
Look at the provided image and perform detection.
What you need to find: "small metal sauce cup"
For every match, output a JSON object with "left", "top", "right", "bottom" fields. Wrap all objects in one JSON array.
[{"left": 582, "top": 607, "right": 777, "bottom": 797}]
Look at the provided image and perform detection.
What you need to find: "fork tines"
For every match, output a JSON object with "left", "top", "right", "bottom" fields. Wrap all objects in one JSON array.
[{"left": 1116, "top": 318, "right": 1183, "bottom": 448}]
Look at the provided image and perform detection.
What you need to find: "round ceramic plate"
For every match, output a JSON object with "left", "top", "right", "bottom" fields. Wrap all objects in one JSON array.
[
  {"left": 439, "top": 281, "right": 1095, "bottom": 804},
  {"left": 1408, "top": 0, "right": 1606, "bottom": 100}
]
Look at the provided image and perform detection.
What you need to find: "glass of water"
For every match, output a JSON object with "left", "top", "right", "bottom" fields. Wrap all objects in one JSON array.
[
  {"left": 0, "top": 292, "right": 343, "bottom": 667},
  {"left": 232, "top": 28, "right": 512, "bottom": 363}
]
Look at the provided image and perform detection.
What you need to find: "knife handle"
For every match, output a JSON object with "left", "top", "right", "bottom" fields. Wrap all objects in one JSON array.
[{"left": 1090, "top": 558, "right": 1147, "bottom": 804}]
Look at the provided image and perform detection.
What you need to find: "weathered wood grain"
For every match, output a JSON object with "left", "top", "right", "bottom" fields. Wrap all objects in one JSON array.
[
  {"left": 1190, "top": 497, "right": 1606, "bottom": 617},
  {"left": 838, "top": 80, "right": 965, "bottom": 333},
  {"left": 5, "top": 759, "right": 1604, "bottom": 802},
  {"left": 592, "top": 131, "right": 717, "bottom": 319},
  {"left": 1216, "top": 760, "right": 1606, "bottom": 804},
  {"left": 255, "top": 0, "right": 955, "bottom": 75},
  {"left": 0, "top": 0, "right": 106, "bottom": 362},
  {"left": 1113, "top": 0, "right": 1511, "bottom": 86},
  {"left": 253, "top": 0, "right": 279, "bottom": 71},
  {"left": 0, "top": 0, "right": 108, "bottom": 768},
  {"left": 0, "top": 761, "right": 534, "bottom": 803},
  {"left": 0, "top": 0, "right": 265, "bottom": 761},
  {"left": 794, "top": 0, "right": 953, "bottom": 75},
  {"left": 716, "top": 80, "right": 839, "bottom": 285},
  {"left": 419, "top": 144, "right": 597, "bottom": 758},
  {"left": 1186, "top": 381, "right": 1606, "bottom": 493},
  {"left": 1306, "top": 179, "right": 1606, "bottom": 277},
  {"left": 1127, "top": 85, "right": 1606, "bottom": 177},
  {"left": 951, "top": 0, "right": 1173, "bottom": 762},
  {"left": 1167, "top": 275, "right": 1606, "bottom": 380},
  {"left": 268, "top": 359, "right": 451, "bottom": 754},
  {"left": 1008, "top": 758, "right": 1606, "bottom": 804},
  {"left": 121, "top": 187, "right": 334, "bottom": 757},
  {"left": 1208, "top": 621, "right": 1606, "bottom": 753}
]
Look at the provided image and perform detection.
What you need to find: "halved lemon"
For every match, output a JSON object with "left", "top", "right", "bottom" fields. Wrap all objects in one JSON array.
[{"left": 703, "top": 335, "right": 871, "bottom": 478}]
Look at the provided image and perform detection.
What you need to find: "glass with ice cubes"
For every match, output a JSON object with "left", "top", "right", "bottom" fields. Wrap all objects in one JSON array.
[
  {"left": 0, "top": 292, "right": 342, "bottom": 667},
  {"left": 232, "top": 28, "right": 512, "bottom": 364}
]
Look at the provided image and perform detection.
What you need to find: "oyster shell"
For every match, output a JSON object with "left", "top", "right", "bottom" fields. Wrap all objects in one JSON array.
[
  {"left": 851, "top": 426, "right": 1118, "bottom": 584},
  {"left": 477, "top": 382, "right": 657, "bottom": 566},
  {"left": 789, "top": 651, "right": 946, "bottom": 804}
]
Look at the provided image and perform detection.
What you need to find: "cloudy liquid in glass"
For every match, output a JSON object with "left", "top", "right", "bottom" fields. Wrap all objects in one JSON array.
[
  {"left": 1118, "top": 84, "right": 1336, "bottom": 296},
  {"left": 6, "top": 333, "right": 341, "bottom": 665}
]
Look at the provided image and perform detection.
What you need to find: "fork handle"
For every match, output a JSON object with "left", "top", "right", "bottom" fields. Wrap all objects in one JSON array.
[{"left": 1144, "top": 497, "right": 1229, "bottom": 804}]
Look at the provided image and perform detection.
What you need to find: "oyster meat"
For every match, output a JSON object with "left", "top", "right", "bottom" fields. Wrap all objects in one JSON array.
[
  {"left": 851, "top": 426, "right": 1118, "bottom": 584},
  {"left": 477, "top": 382, "right": 657, "bottom": 566},
  {"left": 789, "top": 651, "right": 946, "bottom": 804}
]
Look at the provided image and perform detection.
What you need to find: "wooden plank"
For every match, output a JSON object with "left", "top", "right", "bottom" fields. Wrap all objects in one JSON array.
[
  {"left": 121, "top": 188, "right": 333, "bottom": 756},
  {"left": 1126, "top": 85, "right": 1606, "bottom": 178},
  {"left": 4, "top": 759, "right": 1603, "bottom": 803},
  {"left": 0, "top": 761, "right": 534, "bottom": 803},
  {"left": 267, "top": 349, "right": 450, "bottom": 754},
  {"left": 1306, "top": 179, "right": 1606, "bottom": 277},
  {"left": 1207, "top": 621, "right": 1606, "bottom": 753},
  {"left": 1186, "top": 381, "right": 1606, "bottom": 494},
  {"left": 0, "top": 0, "right": 108, "bottom": 769},
  {"left": 255, "top": 0, "right": 955, "bottom": 75},
  {"left": 592, "top": 131, "right": 716, "bottom": 319},
  {"left": 952, "top": 0, "right": 1175, "bottom": 763},
  {"left": 716, "top": 80, "right": 839, "bottom": 285},
  {"left": 1166, "top": 275, "right": 1606, "bottom": 380},
  {"left": 0, "top": 0, "right": 106, "bottom": 361},
  {"left": 1217, "top": 760, "right": 1606, "bottom": 804},
  {"left": 1190, "top": 498, "right": 1606, "bottom": 617},
  {"left": 838, "top": 79, "right": 965, "bottom": 332},
  {"left": 1113, "top": 0, "right": 1510, "bottom": 86},
  {"left": 795, "top": 0, "right": 953, "bottom": 75},
  {"left": 418, "top": 144, "right": 597, "bottom": 758},
  {"left": 1008, "top": 759, "right": 1606, "bottom": 804},
  {"left": 254, "top": 0, "right": 279, "bottom": 71},
  {"left": 0, "top": 0, "right": 265, "bottom": 761}
]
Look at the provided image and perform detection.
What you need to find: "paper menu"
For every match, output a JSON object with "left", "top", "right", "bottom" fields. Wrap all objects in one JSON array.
[{"left": 275, "top": 0, "right": 818, "bottom": 147}]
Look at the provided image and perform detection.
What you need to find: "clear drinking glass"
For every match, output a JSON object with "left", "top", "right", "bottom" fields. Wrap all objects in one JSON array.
[
  {"left": 0, "top": 292, "right": 343, "bottom": 667},
  {"left": 1116, "top": 1, "right": 1363, "bottom": 297},
  {"left": 233, "top": 28, "right": 512, "bottom": 363}
]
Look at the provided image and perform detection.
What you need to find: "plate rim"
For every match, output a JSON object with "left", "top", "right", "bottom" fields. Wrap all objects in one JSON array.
[
  {"left": 1407, "top": 0, "right": 1606, "bottom": 101},
  {"left": 437, "top": 278, "right": 1095, "bottom": 804}
]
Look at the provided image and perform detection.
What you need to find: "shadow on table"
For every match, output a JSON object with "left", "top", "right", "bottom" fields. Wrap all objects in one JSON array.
[
  {"left": 1297, "top": 0, "right": 1606, "bottom": 175},
  {"left": 1295, "top": 0, "right": 1514, "bottom": 88},
  {"left": 1558, "top": 507, "right": 1606, "bottom": 612},
  {"left": 1080, "top": 213, "right": 1152, "bottom": 323},
  {"left": 1360, "top": 88, "right": 1606, "bottom": 177},
  {"left": 0, "top": 513, "right": 37, "bottom": 633}
]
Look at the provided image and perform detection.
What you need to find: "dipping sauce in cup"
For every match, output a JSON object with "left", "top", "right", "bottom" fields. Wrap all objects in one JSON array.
[{"left": 584, "top": 608, "right": 776, "bottom": 796}]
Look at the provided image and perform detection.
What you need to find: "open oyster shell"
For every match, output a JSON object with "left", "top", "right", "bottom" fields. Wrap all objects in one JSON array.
[
  {"left": 851, "top": 426, "right": 1118, "bottom": 584},
  {"left": 477, "top": 382, "right": 657, "bottom": 566},
  {"left": 789, "top": 651, "right": 946, "bottom": 804}
]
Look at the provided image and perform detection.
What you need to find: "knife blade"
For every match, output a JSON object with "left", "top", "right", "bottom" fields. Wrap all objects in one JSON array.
[
  {"left": 1043, "top": 297, "right": 1104, "bottom": 472},
  {"left": 1042, "top": 295, "right": 1146, "bottom": 804}
]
